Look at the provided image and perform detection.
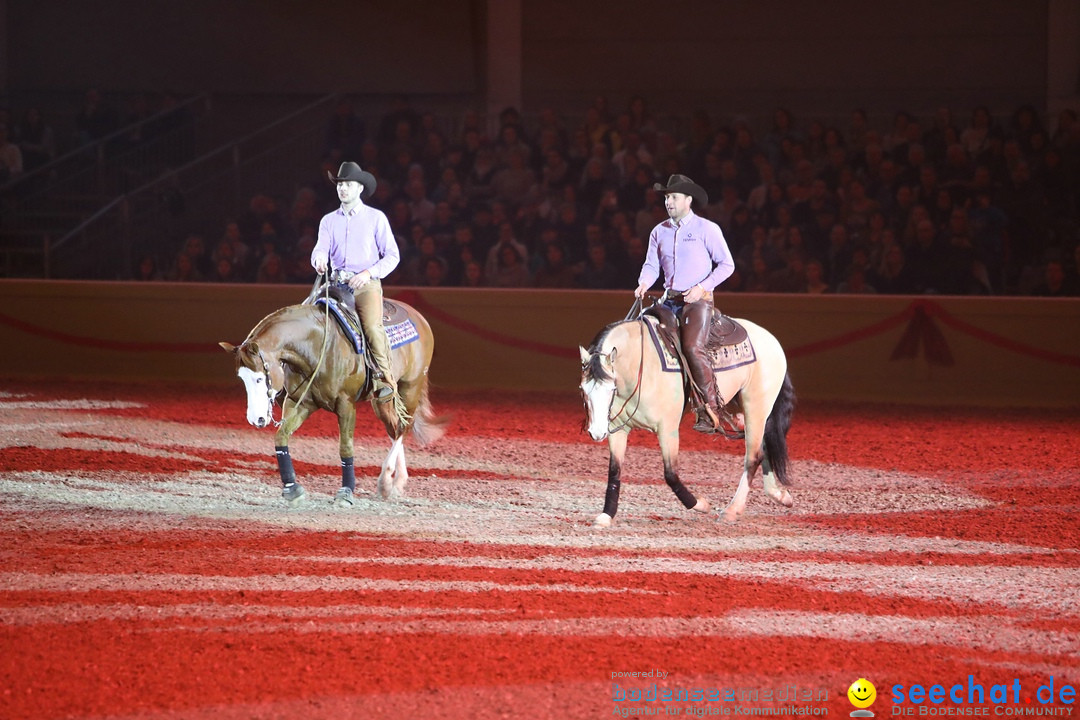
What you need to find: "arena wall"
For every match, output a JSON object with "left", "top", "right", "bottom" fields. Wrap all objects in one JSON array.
[{"left": 0, "top": 280, "right": 1077, "bottom": 408}]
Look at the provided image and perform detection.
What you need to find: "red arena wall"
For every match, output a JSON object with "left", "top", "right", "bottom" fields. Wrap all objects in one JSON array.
[{"left": 0, "top": 280, "right": 1077, "bottom": 408}]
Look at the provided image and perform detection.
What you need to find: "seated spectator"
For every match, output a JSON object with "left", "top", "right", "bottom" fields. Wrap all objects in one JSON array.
[
  {"left": 835, "top": 265, "right": 877, "bottom": 294},
  {"left": 767, "top": 252, "right": 808, "bottom": 293},
  {"left": 579, "top": 242, "right": 620, "bottom": 289},
  {"left": 742, "top": 254, "right": 772, "bottom": 293},
  {"left": 487, "top": 243, "right": 531, "bottom": 287},
  {"left": 461, "top": 259, "right": 485, "bottom": 287},
  {"left": 533, "top": 242, "right": 578, "bottom": 288},
  {"left": 419, "top": 256, "right": 450, "bottom": 287},
  {"left": 491, "top": 147, "right": 537, "bottom": 209},
  {"left": 15, "top": 108, "right": 55, "bottom": 171},
  {"left": 135, "top": 254, "right": 163, "bottom": 281},
  {"left": 211, "top": 257, "right": 240, "bottom": 283},
  {"left": 803, "top": 260, "right": 831, "bottom": 294},
  {"left": 0, "top": 123, "right": 23, "bottom": 182},
  {"left": 874, "top": 244, "right": 916, "bottom": 294},
  {"left": 165, "top": 251, "right": 203, "bottom": 282},
  {"left": 484, "top": 222, "right": 529, "bottom": 280},
  {"left": 1030, "top": 257, "right": 1077, "bottom": 297},
  {"left": 74, "top": 88, "right": 117, "bottom": 146},
  {"left": 256, "top": 252, "right": 288, "bottom": 284}
]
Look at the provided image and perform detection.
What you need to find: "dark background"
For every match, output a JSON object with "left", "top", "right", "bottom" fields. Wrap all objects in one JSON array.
[{"left": 1, "top": 0, "right": 1064, "bottom": 120}]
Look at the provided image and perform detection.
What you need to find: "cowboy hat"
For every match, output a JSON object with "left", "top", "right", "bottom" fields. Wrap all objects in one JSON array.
[
  {"left": 654, "top": 174, "right": 708, "bottom": 209},
  {"left": 327, "top": 161, "right": 377, "bottom": 200}
]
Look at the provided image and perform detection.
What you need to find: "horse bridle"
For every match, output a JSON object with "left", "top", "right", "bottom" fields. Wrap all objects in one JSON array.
[
  {"left": 255, "top": 349, "right": 284, "bottom": 427},
  {"left": 580, "top": 319, "right": 647, "bottom": 436},
  {"left": 605, "top": 324, "right": 647, "bottom": 435},
  {"left": 251, "top": 277, "right": 333, "bottom": 428}
]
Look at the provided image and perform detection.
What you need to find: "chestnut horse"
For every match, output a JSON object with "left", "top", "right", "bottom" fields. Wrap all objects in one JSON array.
[
  {"left": 579, "top": 313, "right": 795, "bottom": 524},
  {"left": 220, "top": 296, "right": 441, "bottom": 506}
]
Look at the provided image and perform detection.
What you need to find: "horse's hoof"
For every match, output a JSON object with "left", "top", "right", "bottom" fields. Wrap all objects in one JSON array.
[
  {"left": 719, "top": 506, "right": 742, "bottom": 524},
  {"left": 333, "top": 487, "right": 355, "bottom": 508},
  {"left": 768, "top": 489, "right": 794, "bottom": 508},
  {"left": 282, "top": 483, "right": 307, "bottom": 506},
  {"left": 593, "top": 513, "right": 612, "bottom": 528},
  {"left": 691, "top": 498, "right": 712, "bottom": 514}
]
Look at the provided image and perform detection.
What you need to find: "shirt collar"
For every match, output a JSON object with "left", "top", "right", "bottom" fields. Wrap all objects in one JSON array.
[{"left": 668, "top": 211, "right": 696, "bottom": 228}]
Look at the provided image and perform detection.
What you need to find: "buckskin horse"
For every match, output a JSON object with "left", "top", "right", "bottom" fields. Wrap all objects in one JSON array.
[
  {"left": 220, "top": 290, "right": 442, "bottom": 506},
  {"left": 579, "top": 304, "right": 795, "bottom": 524}
]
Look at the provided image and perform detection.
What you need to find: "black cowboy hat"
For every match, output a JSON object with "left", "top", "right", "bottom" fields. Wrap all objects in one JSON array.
[
  {"left": 654, "top": 174, "right": 708, "bottom": 209},
  {"left": 327, "top": 161, "right": 377, "bottom": 200}
]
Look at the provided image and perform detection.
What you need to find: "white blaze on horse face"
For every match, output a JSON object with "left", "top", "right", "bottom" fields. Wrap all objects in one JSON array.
[
  {"left": 237, "top": 366, "right": 274, "bottom": 428},
  {"left": 581, "top": 376, "right": 616, "bottom": 441}
]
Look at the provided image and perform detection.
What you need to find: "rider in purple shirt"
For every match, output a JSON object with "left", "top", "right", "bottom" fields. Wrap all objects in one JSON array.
[
  {"left": 636, "top": 174, "right": 735, "bottom": 433},
  {"left": 312, "top": 162, "right": 401, "bottom": 403}
]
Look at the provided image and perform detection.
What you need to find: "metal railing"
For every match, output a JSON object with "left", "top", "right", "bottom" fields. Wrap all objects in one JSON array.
[
  {"left": 0, "top": 94, "right": 211, "bottom": 203},
  {"left": 48, "top": 94, "right": 341, "bottom": 279}
]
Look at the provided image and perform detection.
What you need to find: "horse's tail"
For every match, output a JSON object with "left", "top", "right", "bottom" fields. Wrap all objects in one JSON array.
[
  {"left": 763, "top": 372, "right": 796, "bottom": 486},
  {"left": 408, "top": 381, "right": 450, "bottom": 447}
]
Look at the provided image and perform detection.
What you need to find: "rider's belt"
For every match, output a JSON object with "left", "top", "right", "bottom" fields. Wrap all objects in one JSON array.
[
  {"left": 330, "top": 269, "right": 358, "bottom": 283},
  {"left": 666, "top": 289, "right": 713, "bottom": 305}
]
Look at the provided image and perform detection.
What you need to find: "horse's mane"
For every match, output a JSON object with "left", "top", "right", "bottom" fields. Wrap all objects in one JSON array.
[
  {"left": 583, "top": 319, "right": 637, "bottom": 382},
  {"left": 243, "top": 306, "right": 294, "bottom": 345},
  {"left": 242, "top": 305, "right": 328, "bottom": 369}
]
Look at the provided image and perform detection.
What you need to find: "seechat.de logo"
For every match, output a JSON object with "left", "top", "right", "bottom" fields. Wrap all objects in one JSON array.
[{"left": 849, "top": 678, "right": 878, "bottom": 717}]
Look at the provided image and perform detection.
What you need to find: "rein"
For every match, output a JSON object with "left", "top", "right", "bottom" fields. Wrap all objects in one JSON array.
[
  {"left": 604, "top": 297, "right": 650, "bottom": 434},
  {"left": 606, "top": 321, "right": 647, "bottom": 434},
  {"left": 269, "top": 275, "right": 331, "bottom": 427}
]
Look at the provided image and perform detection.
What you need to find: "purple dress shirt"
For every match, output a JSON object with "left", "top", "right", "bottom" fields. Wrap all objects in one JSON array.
[
  {"left": 311, "top": 202, "right": 400, "bottom": 279},
  {"left": 638, "top": 212, "right": 735, "bottom": 292}
]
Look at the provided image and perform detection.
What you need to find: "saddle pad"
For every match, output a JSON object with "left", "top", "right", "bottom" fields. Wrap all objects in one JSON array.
[
  {"left": 314, "top": 298, "right": 419, "bottom": 354},
  {"left": 642, "top": 315, "right": 757, "bottom": 373}
]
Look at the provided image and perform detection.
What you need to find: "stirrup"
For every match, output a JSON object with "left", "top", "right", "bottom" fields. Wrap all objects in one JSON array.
[
  {"left": 374, "top": 381, "right": 397, "bottom": 403},
  {"left": 692, "top": 406, "right": 721, "bottom": 434}
]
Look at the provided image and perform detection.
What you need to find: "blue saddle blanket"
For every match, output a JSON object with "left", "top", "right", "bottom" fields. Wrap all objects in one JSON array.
[{"left": 314, "top": 298, "right": 419, "bottom": 354}]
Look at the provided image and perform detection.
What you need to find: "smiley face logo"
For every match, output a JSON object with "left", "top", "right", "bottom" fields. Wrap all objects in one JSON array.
[{"left": 848, "top": 678, "right": 877, "bottom": 709}]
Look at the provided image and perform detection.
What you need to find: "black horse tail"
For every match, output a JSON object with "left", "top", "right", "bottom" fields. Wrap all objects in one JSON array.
[
  {"left": 763, "top": 372, "right": 796, "bottom": 486},
  {"left": 409, "top": 381, "right": 449, "bottom": 447}
]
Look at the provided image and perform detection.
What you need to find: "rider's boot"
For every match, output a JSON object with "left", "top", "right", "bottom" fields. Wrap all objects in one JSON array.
[
  {"left": 681, "top": 302, "right": 721, "bottom": 434},
  {"left": 692, "top": 402, "right": 721, "bottom": 434}
]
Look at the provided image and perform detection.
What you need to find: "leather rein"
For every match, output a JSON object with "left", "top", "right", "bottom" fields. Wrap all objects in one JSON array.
[
  {"left": 259, "top": 274, "right": 333, "bottom": 427},
  {"left": 597, "top": 298, "right": 649, "bottom": 435}
]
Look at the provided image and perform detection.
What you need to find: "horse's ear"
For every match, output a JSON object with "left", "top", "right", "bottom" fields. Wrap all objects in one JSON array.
[
  {"left": 608, "top": 347, "right": 618, "bottom": 364},
  {"left": 578, "top": 346, "right": 590, "bottom": 364},
  {"left": 248, "top": 341, "right": 260, "bottom": 355},
  {"left": 219, "top": 342, "right": 237, "bottom": 354}
]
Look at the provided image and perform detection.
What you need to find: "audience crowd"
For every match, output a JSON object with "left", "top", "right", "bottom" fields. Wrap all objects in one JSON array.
[{"left": 131, "top": 95, "right": 1080, "bottom": 296}]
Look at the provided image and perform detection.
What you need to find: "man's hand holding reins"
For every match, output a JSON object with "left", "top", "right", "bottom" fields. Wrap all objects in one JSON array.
[
  {"left": 684, "top": 284, "right": 706, "bottom": 303},
  {"left": 348, "top": 270, "right": 372, "bottom": 290},
  {"left": 634, "top": 283, "right": 649, "bottom": 299}
]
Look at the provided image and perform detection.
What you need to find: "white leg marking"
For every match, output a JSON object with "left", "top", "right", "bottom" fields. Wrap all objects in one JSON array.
[{"left": 722, "top": 471, "right": 750, "bottom": 523}]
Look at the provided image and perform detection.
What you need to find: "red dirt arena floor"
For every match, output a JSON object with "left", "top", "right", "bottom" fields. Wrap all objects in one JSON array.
[{"left": 0, "top": 378, "right": 1077, "bottom": 720}]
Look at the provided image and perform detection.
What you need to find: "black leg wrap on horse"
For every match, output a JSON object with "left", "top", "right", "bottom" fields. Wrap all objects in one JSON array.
[
  {"left": 603, "top": 480, "right": 621, "bottom": 518},
  {"left": 603, "top": 458, "right": 621, "bottom": 517},
  {"left": 275, "top": 446, "right": 296, "bottom": 486},
  {"left": 340, "top": 457, "right": 356, "bottom": 491},
  {"left": 664, "top": 468, "right": 697, "bottom": 509}
]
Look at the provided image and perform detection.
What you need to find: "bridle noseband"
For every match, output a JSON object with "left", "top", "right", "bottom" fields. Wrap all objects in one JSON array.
[
  {"left": 581, "top": 322, "right": 647, "bottom": 435},
  {"left": 255, "top": 349, "right": 283, "bottom": 427}
]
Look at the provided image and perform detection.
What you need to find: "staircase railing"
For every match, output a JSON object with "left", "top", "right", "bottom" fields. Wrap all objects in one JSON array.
[{"left": 48, "top": 94, "right": 340, "bottom": 279}]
